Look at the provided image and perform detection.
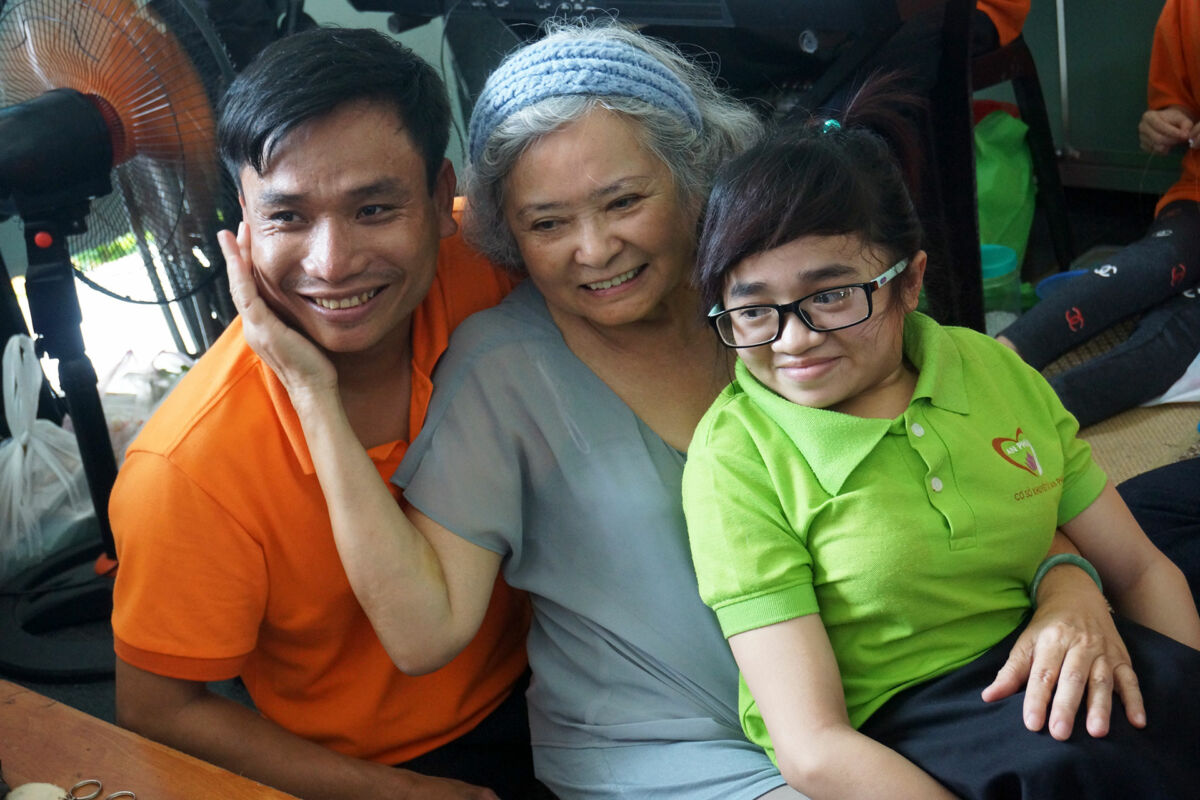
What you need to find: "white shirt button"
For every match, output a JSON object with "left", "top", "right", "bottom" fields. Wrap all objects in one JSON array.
[
  {"left": 912, "top": 423, "right": 925, "bottom": 437},
  {"left": 930, "top": 476, "right": 944, "bottom": 492}
]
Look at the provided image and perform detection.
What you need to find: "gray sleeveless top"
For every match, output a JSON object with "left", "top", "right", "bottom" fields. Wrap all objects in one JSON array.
[{"left": 395, "top": 281, "right": 787, "bottom": 799}]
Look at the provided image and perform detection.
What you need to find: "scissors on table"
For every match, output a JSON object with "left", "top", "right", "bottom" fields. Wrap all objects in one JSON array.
[{"left": 66, "top": 779, "right": 135, "bottom": 799}]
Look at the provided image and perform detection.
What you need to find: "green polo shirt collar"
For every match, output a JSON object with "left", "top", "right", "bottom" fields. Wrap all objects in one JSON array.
[
  {"left": 735, "top": 312, "right": 971, "bottom": 495},
  {"left": 905, "top": 311, "right": 970, "bottom": 415}
]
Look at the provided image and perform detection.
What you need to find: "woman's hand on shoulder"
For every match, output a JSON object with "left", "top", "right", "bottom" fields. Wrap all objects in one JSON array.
[
  {"left": 981, "top": 563, "right": 1144, "bottom": 741},
  {"left": 219, "top": 224, "right": 337, "bottom": 406}
]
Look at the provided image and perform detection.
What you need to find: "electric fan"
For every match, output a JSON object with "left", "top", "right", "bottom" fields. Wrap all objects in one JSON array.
[{"left": 0, "top": 0, "right": 238, "bottom": 680}]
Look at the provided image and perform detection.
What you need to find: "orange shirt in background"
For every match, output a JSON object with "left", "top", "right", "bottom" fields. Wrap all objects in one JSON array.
[
  {"left": 1148, "top": 0, "right": 1200, "bottom": 214},
  {"left": 977, "top": 0, "right": 1031, "bottom": 47}
]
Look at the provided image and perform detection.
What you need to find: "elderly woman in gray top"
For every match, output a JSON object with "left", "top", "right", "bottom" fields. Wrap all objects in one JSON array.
[{"left": 225, "top": 20, "right": 1141, "bottom": 800}]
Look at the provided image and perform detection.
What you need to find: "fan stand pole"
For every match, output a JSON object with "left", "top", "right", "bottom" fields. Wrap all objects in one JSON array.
[
  {"left": 22, "top": 211, "right": 119, "bottom": 559},
  {"left": 0, "top": 209, "right": 118, "bottom": 681}
]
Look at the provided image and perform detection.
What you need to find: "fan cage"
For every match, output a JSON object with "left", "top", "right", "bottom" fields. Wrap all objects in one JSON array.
[{"left": 0, "top": 0, "right": 239, "bottom": 354}]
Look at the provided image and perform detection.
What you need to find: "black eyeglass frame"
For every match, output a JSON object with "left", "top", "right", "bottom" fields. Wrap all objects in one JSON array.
[{"left": 707, "top": 257, "right": 910, "bottom": 348}]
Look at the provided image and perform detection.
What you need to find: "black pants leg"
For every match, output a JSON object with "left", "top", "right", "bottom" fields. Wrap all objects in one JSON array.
[
  {"left": 861, "top": 618, "right": 1200, "bottom": 799},
  {"left": 1119, "top": 458, "right": 1200, "bottom": 602},
  {"left": 396, "top": 670, "right": 556, "bottom": 799},
  {"left": 1049, "top": 289, "right": 1200, "bottom": 427},
  {"left": 1000, "top": 200, "right": 1200, "bottom": 370}
]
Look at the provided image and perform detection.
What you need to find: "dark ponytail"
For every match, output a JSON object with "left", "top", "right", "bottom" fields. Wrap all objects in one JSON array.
[{"left": 695, "top": 72, "right": 926, "bottom": 312}]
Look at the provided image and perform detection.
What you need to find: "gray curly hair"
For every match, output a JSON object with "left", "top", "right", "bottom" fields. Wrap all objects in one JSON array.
[{"left": 463, "top": 19, "right": 763, "bottom": 273}]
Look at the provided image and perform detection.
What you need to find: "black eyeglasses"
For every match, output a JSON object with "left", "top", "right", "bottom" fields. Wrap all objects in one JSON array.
[{"left": 708, "top": 257, "right": 909, "bottom": 348}]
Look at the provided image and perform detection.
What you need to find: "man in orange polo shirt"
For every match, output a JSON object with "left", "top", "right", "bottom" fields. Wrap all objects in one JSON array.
[
  {"left": 975, "top": 0, "right": 1030, "bottom": 53},
  {"left": 109, "top": 28, "right": 533, "bottom": 800}
]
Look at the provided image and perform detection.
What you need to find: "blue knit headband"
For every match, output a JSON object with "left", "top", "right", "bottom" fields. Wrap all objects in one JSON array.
[{"left": 468, "top": 36, "right": 702, "bottom": 165}]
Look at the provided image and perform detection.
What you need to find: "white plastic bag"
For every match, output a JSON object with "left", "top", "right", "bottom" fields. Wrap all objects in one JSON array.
[
  {"left": 0, "top": 334, "right": 94, "bottom": 584},
  {"left": 97, "top": 348, "right": 193, "bottom": 464}
]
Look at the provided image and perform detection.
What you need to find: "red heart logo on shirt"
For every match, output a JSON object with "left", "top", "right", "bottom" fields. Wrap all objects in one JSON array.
[{"left": 992, "top": 429, "right": 1043, "bottom": 476}]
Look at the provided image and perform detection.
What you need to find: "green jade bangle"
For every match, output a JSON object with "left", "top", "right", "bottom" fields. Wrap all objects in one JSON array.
[{"left": 1029, "top": 553, "right": 1104, "bottom": 608}]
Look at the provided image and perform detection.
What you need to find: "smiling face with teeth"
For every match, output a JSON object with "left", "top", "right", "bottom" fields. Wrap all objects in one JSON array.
[
  {"left": 502, "top": 108, "right": 698, "bottom": 330},
  {"left": 726, "top": 233, "right": 925, "bottom": 418},
  {"left": 238, "top": 100, "right": 457, "bottom": 362}
]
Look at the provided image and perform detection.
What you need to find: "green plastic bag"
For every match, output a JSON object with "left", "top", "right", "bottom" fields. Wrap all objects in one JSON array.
[{"left": 975, "top": 109, "right": 1036, "bottom": 267}]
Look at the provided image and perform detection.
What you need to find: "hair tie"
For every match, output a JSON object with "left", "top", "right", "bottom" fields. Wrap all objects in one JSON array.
[{"left": 822, "top": 118, "right": 841, "bottom": 134}]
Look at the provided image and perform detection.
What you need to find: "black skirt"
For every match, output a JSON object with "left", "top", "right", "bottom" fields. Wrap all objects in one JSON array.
[{"left": 859, "top": 617, "right": 1200, "bottom": 799}]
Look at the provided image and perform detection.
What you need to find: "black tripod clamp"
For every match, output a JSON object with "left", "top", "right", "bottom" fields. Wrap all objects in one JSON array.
[{"left": 22, "top": 209, "right": 119, "bottom": 561}]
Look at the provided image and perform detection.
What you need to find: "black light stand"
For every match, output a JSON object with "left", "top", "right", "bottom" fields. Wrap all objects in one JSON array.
[
  {"left": 0, "top": 89, "right": 121, "bottom": 680},
  {"left": 22, "top": 209, "right": 119, "bottom": 562}
]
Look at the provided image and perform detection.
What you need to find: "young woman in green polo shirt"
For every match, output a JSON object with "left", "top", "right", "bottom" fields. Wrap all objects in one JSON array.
[{"left": 683, "top": 84, "right": 1200, "bottom": 799}]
